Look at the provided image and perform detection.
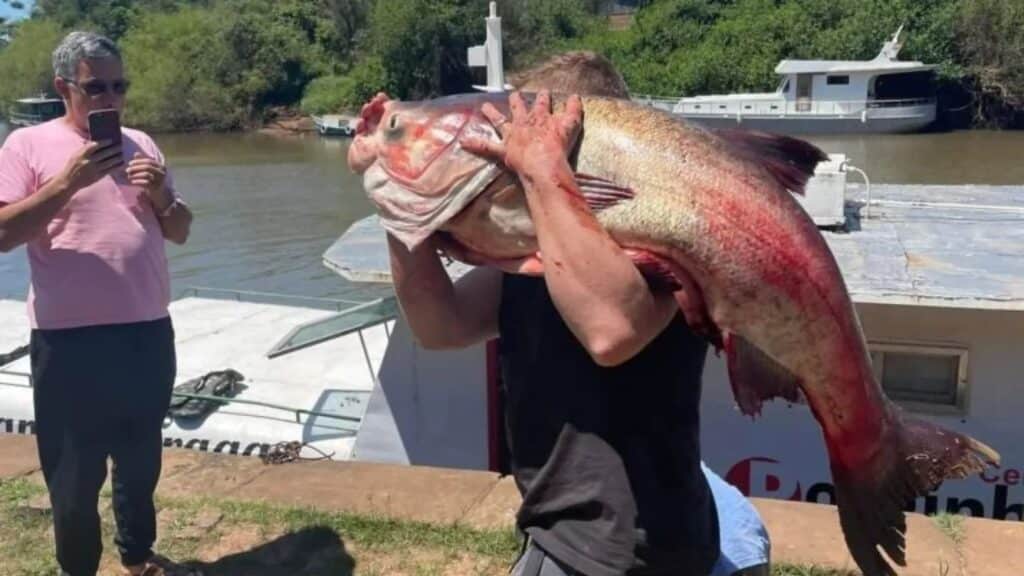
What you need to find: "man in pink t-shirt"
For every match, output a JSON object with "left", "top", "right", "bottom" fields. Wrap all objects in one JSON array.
[{"left": 0, "top": 31, "right": 192, "bottom": 576}]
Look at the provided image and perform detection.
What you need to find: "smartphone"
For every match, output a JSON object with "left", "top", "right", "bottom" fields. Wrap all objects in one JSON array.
[
  {"left": 88, "top": 109, "right": 122, "bottom": 146},
  {"left": 88, "top": 108, "right": 124, "bottom": 168}
]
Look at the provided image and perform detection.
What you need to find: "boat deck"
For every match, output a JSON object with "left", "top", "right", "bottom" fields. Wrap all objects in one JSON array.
[{"left": 0, "top": 291, "right": 395, "bottom": 460}]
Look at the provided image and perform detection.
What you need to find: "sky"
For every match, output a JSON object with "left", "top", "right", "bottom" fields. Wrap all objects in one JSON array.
[{"left": 0, "top": 0, "right": 32, "bottom": 22}]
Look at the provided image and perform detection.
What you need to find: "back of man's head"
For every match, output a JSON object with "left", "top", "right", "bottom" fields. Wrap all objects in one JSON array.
[{"left": 511, "top": 51, "right": 629, "bottom": 99}]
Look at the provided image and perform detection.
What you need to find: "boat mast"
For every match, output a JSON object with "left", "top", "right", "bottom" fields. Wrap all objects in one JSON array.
[{"left": 467, "top": 2, "right": 512, "bottom": 92}]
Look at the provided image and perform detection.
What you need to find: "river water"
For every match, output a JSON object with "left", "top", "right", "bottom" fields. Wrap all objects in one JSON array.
[{"left": 1, "top": 121, "right": 1022, "bottom": 302}]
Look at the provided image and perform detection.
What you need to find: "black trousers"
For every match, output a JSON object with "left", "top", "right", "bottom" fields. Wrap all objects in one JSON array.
[{"left": 31, "top": 317, "right": 176, "bottom": 576}]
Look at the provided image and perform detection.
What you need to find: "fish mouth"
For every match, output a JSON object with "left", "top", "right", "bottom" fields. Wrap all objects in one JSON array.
[
  {"left": 356, "top": 92, "right": 389, "bottom": 136},
  {"left": 348, "top": 93, "right": 393, "bottom": 175},
  {"left": 347, "top": 135, "right": 378, "bottom": 174},
  {"left": 363, "top": 161, "right": 505, "bottom": 251}
]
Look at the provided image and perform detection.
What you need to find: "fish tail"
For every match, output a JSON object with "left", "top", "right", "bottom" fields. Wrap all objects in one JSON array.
[{"left": 831, "top": 410, "right": 999, "bottom": 576}]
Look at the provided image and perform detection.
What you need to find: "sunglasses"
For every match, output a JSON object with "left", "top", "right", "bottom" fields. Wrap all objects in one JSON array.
[{"left": 66, "top": 78, "right": 130, "bottom": 97}]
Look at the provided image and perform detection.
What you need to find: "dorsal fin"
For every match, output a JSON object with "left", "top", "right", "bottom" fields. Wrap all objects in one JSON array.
[{"left": 714, "top": 128, "right": 828, "bottom": 195}]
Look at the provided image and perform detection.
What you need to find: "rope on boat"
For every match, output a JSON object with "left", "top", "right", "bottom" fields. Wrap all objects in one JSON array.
[
  {"left": 0, "top": 344, "right": 29, "bottom": 366},
  {"left": 260, "top": 440, "right": 335, "bottom": 465}
]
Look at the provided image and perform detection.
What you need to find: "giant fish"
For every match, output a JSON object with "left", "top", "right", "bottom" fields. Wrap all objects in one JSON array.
[{"left": 347, "top": 91, "right": 999, "bottom": 576}]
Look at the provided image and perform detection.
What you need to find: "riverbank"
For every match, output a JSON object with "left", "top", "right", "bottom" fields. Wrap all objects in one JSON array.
[{"left": 2, "top": 436, "right": 1020, "bottom": 575}]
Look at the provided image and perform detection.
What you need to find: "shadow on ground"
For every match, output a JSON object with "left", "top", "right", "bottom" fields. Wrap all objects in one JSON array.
[{"left": 181, "top": 526, "right": 355, "bottom": 576}]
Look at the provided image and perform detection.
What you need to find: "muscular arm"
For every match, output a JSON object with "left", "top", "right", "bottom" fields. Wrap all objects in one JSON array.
[
  {"left": 387, "top": 233, "right": 501, "bottom": 350},
  {"left": 0, "top": 179, "right": 76, "bottom": 252},
  {"left": 524, "top": 158, "right": 678, "bottom": 366},
  {"left": 465, "top": 92, "right": 678, "bottom": 366}
]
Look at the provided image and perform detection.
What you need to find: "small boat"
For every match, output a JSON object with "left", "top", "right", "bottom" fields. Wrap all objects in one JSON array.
[
  {"left": 312, "top": 114, "right": 356, "bottom": 137},
  {"left": 8, "top": 95, "right": 65, "bottom": 128},
  {"left": 633, "top": 27, "right": 938, "bottom": 134}
]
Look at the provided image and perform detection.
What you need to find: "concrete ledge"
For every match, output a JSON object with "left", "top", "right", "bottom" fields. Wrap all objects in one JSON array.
[
  {"left": 752, "top": 498, "right": 963, "bottom": 576},
  {"left": 462, "top": 475, "right": 520, "bottom": 530},
  {"left": 0, "top": 435, "right": 41, "bottom": 479},
  {"left": 241, "top": 458, "right": 501, "bottom": 525},
  {"left": 1, "top": 437, "right": 1020, "bottom": 575}
]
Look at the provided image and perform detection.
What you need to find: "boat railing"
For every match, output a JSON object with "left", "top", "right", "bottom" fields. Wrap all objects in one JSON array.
[
  {"left": 167, "top": 390, "right": 363, "bottom": 425},
  {"left": 178, "top": 285, "right": 371, "bottom": 311},
  {"left": 8, "top": 111, "right": 49, "bottom": 124},
  {"left": 632, "top": 96, "right": 936, "bottom": 117}
]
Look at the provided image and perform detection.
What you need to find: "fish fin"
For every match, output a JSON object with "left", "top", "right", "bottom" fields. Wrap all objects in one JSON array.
[
  {"left": 625, "top": 248, "right": 722, "bottom": 346},
  {"left": 714, "top": 129, "right": 828, "bottom": 194},
  {"left": 574, "top": 173, "right": 635, "bottom": 211},
  {"left": 831, "top": 410, "right": 1000, "bottom": 576},
  {"left": 723, "top": 333, "right": 803, "bottom": 417}
]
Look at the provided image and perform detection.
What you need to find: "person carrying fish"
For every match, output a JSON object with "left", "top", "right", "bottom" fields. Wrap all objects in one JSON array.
[
  {"left": 506, "top": 51, "right": 773, "bottom": 576},
  {"left": 349, "top": 42, "right": 1001, "bottom": 575},
  {"left": 357, "top": 53, "right": 722, "bottom": 575}
]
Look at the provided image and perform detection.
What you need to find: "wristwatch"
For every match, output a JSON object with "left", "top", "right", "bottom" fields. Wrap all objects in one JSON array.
[{"left": 159, "top": 196, "right": 186, "bottom": 219}]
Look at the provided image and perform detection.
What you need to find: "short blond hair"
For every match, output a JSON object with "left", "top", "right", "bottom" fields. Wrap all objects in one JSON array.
[{"left": 511, "top": 51, "right": 630, "bottom": 99}]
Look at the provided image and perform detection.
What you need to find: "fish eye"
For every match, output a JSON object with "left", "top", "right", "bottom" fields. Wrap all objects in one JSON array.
[{"left": 388, "top": 114, "right": 400, "bottom": 130}]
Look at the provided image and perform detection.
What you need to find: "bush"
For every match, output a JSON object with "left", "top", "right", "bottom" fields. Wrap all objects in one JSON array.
[
  {"left": 120, "top": 8, "right": 241, "bottom": 132},
  {"left": 0, "top": 19, "right": 64, "bottom": 114},
  {"left": 300, "top": 57, "right": 388, "bottom": 114},
  {"left": 958, "top": 0, "right": 1024, "bottom": 126}
]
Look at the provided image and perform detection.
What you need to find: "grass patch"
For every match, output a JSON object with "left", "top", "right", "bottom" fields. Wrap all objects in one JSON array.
[
  {"left": 1, "top": 477, "right": 520, "bottom": 575},
  {"left": 933, "top": 512, "right": 966, "bottom": 545},
  {"left": 0, "top": 477, "right": 872, "bottom": 576},
  {"left": 0, "top": 478, "right": 59, "bottom": 576}
]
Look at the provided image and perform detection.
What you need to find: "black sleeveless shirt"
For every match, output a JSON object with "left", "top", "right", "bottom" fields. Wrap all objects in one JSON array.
[{"left": 499, "top": 274, "right": 720, "bottom": 576}]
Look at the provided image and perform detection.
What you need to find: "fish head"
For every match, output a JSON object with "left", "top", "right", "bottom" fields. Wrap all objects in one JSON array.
[{"left": 348, "top": 92, "right": 509, "bottom": 250}]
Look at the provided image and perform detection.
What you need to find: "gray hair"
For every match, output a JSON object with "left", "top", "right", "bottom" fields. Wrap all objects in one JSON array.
[{"left": 52, "top": 31, "right": 121, "bottom": 80}]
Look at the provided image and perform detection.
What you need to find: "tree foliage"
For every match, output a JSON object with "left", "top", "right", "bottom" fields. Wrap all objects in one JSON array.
[
  {"left": 2, "top": 0, "right": 1022, "bottom": 130},
  {"left": 0, "top": 18, "right": 64, "bottom": 110},
  {"left": 957, "top": 0, "right": 1024, "bottom": 126}
]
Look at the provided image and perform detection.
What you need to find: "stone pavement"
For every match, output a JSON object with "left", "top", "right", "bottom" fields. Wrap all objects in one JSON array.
[{"left": 1, "top": 435, "right": 1019, "bottom": 575}]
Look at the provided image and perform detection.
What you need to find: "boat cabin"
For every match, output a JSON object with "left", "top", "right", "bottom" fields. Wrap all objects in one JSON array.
[
  {"left": 8, "top": 95, "right": 65, "bottom": 128},
  {"left": 633, "top": 27, "right": 939, "bottom": 134}
]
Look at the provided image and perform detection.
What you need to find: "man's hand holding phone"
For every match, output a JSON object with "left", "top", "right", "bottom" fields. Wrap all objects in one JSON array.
[{"left": 58, "top": 139, "right": 124, "bottom": 194}]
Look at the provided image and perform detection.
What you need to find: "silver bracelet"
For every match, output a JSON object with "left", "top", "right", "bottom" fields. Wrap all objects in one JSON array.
[{"left": 159, "top": 197, "right": 185, "bottom": 218}]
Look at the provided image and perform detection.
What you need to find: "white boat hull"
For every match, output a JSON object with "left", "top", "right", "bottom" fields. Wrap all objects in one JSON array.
[{"left": 676, "top": 112, "right": 935, "bottom": 134}]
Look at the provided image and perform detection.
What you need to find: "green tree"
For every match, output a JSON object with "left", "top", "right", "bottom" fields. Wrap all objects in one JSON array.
[
  {"left": 301, "top": 56, "right": 387, "bottom": 114},
  {"left": 958, "top": 0, "right": 1024, "bottom": 126},
  {"left": 119, "top": 8, "right": 239, "bottom": 131},
  {"left": 31, "top": 0, "right": 199, "bottom": 40},
  {"left": 0, "top": 18, "right": 64, "bottom": 112}
]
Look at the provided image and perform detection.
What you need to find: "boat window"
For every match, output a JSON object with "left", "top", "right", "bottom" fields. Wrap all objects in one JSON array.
[
  {"left": 267, "top": 296, "right": 398, "bottom": 358},
  {"left": 827, "top": 75, "right": 850, "bottom": 86},
  {"left": 874, "top": 71, "right": 936, "bottom": 100},
  {"left": 868, "top": 343, "right": 968, "bottom": 415}
]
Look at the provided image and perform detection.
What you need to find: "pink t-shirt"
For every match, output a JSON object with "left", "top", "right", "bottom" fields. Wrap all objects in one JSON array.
[{"left": 0, "top": 119, "right": 175, "bottom": 329}]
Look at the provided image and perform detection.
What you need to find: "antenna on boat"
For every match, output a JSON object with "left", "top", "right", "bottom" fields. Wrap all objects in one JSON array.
[
  {"left": 468, "top": 2, "right": 512, "bottom": 92},
  {"left": 876, "top": 24, "right": 905, "bottom": 61}
]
